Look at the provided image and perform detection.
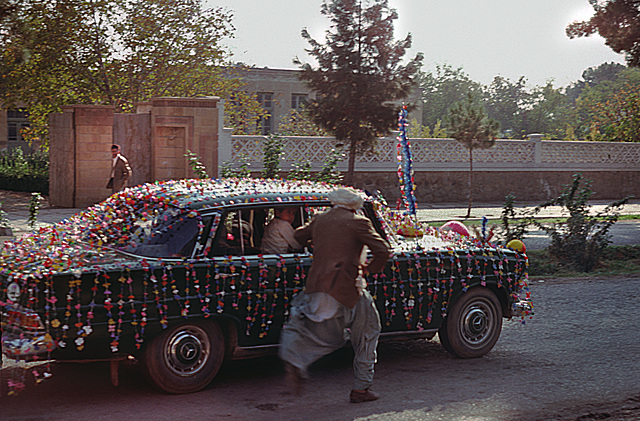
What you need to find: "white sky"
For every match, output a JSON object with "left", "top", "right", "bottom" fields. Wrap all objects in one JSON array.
[{"left": 208, "top": 0, "right": 626, "bottom": 88}]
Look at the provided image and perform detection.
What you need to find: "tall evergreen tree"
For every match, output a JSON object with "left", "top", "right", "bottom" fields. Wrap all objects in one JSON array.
[
  {"left": 446, "top": 93, "right": 499, "bottom": 218},
  {"left": 296, "top": 0, "right": 423, "bottom": 185}
]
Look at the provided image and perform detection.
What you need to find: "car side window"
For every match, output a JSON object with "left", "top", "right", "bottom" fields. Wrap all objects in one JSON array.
[{"left": 210, "top": 209, "right": 261, "bottom": 257}]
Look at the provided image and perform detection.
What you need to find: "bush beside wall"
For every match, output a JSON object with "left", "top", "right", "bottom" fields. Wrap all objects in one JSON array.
[{"left": 0, "top": 148, "right": 49, "bottom": 195}]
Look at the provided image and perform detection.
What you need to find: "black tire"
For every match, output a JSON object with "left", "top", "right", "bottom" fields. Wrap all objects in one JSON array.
[
  {"left": 143, "top": 320, "right": 225, "bottom": 394},
  {"left": 438, "top": 287, "right": 502, "bottom": 359},
  {"left": 437, "top": 316, "right": 455, "bottom": 355}
]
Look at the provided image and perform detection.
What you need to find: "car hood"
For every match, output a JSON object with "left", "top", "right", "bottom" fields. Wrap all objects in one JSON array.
[{"left": 0, "top": 224, "right": 140, "bottom": 278}]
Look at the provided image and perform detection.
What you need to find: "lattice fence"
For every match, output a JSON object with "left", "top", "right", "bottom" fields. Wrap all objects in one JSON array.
[{"left": 225, "top": 135, "right": 640, "bottom": 171}]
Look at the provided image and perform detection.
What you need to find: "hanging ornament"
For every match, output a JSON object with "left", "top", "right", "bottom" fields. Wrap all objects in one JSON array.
[{"left": 396, "top": 106, "right": 417, "bottom": 216}]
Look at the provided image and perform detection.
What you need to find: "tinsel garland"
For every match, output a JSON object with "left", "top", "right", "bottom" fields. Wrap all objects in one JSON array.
[{"left": 396, "top": 106, "right": 417, "bottom": 215}]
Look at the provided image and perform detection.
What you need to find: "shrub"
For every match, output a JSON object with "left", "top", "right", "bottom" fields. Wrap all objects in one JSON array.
[
  {"left": 262, "top": 134, "right": 284, "bottom": 179},
  {"left": 532, "top": 173, "right": 630, "bottom": 272},
  {"left": 184, "top": 150, "right": 209, "bottom": 179},
  {"left": 0, "top": 148, "right": 49, "bottom": 194},
  {"left": 28, "top": 192, "right": 42, "bottom": 228},
  {"left": 220, "top": 152, "right": 251, "bottom": 178},
  {"left": 288, "top": 160, "right": 312, "bottom": 181},
  {"left": 315, "top": 148, "right": 343, "bottom": 184},
  {"left": 499, "top": 193, "right": 536, "bottom": 244},
  {"left": 0, "top": 202, "right": 11, "bottom": 229}
]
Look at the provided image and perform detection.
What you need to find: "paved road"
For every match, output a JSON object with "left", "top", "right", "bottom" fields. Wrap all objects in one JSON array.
[
  {"left": 3, "top": 275, "right": 639, "bottom": 420},
  {"left": 3, "top": 204, "right": 639, "bottom": 251},
  {"left": 523, "top": 219, "right": 640, "bottom": 251}
]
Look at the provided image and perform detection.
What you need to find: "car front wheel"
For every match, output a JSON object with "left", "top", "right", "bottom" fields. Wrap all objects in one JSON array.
[
  {"left": 143, "top": 320, "right": 225, "bottom": 394},
  {"left": 438, "top": 287, "right": 502, "bottom": 358}
]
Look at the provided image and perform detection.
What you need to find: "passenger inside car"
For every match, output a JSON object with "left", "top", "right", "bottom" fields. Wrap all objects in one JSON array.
[{"left": 261, "top": 207, "right": 302, "bottom": 254}]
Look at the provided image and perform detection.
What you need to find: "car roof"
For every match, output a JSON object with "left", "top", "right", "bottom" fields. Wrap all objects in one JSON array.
[
  {"left": 107, "top": 177, "right": 370, "bottom": 212},
  {"left": 175, "top": 178, "right": 337, "bottom": 211}
]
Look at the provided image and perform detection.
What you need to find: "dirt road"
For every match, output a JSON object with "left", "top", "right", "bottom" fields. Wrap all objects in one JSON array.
[{"left": 2, "top": 275, "right": 640, "bottom": 420}]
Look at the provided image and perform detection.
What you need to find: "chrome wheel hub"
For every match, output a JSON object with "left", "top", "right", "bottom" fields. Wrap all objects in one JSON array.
[
  {"left": 165, "top": 326, "right": 210, "bottom": 376},
  {"left": 460, "top": 302, "right": 494, "bottom": 345}
]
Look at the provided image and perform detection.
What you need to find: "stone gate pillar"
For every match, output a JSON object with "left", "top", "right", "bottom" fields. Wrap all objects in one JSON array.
[
  {"left": 49, "top": 105, "right": 114, "bottom": 208},
  {"left": 148, "top": 97, "right": 220, "bottom": 182}
]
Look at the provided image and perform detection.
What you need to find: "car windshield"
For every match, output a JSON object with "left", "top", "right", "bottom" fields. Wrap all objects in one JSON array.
[
  {"left": 68, "top": 189, "right": 213, "bottom": 258},
  {"left": 118, "top": 209, "right": 211, "bottom": 258}
]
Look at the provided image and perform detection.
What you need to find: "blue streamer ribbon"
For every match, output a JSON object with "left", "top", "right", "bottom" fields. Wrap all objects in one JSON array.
[{"left": 397, "top": 107, "right": 417, "bottom": 215}]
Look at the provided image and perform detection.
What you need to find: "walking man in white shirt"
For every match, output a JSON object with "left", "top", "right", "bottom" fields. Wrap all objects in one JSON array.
[{"left": 107, "top": 144, "right": 132, "bottom": 193}]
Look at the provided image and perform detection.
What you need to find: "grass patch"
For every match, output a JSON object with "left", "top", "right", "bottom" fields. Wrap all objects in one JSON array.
[
  {"left": 426, "top": 214, "right": 638, "bottom": 229},
  {"left": 528, "top": 245, "right": 640, "bottom": 279}
]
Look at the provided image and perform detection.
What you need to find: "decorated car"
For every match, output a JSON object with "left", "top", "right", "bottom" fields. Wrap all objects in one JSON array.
[{"left": 0, "top": 178, "right": 532, "bottom": 394}]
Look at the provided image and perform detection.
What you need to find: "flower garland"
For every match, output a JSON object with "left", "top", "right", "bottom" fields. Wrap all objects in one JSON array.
[{"left": 0, "top": 178, "right": 533, "bottom": 396}]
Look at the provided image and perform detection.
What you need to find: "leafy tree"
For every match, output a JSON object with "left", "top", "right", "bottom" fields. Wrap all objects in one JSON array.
[
  {"left": 565, "top": 62, "right": 627, "bottom": 102},
  {"left": 483, "top": 76, "right": 531, "bottom": 138},
  {"left": 276, "top": 107, "right": 328, "bottom": 136},
  {"left": 0, "top": 0, "right": 264, "bottom": 146},
  {"left": 566, "top": 0, "right": 640, "bottom": 67},
  {"left": 407, "top": 118, "right": 447, "bottom": 138},
  {"left": 585, "top": 83, "right": 640, "bottom": 141},
  {"left": 524, "top": 82, "right": 575, "bottom": 139},
  {"left": 571, "top": 65, "right": 640, "bottom": 139},
  {"left": 446, "top": 93, "right": 499, "bottom": 218},
  {"left": 296, "top": 0, "right": 423, "bottom": 185},
  {"left": 419, "top": 64, "right": 483, "bottom": 128}
]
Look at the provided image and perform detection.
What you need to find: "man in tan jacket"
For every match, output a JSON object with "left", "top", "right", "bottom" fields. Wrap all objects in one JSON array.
[
  {"left": 279, "top": 188, "right": 390, "bottom": 403},
  {"left": 107, "top": 144, "right": 132, "bottom": 193}
]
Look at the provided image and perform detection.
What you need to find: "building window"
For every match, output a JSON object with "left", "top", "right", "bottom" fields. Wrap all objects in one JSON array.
[
  {"left": 291, "top": 94, "right": 308, "bottom": 110},
  {"left": 257, "top": 92, "right": 273, "bottom": 135},
  {"left": 7, "top": 109, "right": 30, "bottom": 145}
]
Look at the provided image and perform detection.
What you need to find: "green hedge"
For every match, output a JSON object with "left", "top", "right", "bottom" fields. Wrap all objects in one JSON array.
[{"left": 0, "top": 148, "right": 49, "bottom": 195}]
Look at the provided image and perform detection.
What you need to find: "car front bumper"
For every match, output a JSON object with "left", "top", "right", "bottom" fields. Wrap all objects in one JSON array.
[{"left": 1, "top": 307, "right": 56, "bottom": 359}]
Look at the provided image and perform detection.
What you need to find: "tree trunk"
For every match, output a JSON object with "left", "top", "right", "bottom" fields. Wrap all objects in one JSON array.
[
  {"left": 343, "top": 138, "right": 357, "bottom": 186},
  {"left": 466, "top": 147, "right": 473, "bottom": 218}
]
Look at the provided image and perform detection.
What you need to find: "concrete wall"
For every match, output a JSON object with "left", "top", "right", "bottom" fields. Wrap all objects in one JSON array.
[
  {"left": 49, "top": 97, "right": 220, "bottom": 208},
  {"left": 222, "top": 132, "right": 640, "bottom": 204},
  {"left": 148, "top": 97, "right": 220, "bottom": 182},
  {"left": 50, "top": 97, "right": 639, "bottom": 209},
  {"left": 48, "top": 109, "right": 75, "bottom": 207},
  {"left": 49, "top": 105, "right": 115, "bottom": 208},
  {"left": 353, "top": 170, "right": 640, "bottom": 204}
]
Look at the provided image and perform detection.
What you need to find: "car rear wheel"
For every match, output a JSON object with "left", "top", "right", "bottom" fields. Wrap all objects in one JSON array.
[
  {"left": 438, "top": 288, "right": 502, "bottom": 358},
  {"left": 143, "top": 320, "right": 225, "bottom": 394}
]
